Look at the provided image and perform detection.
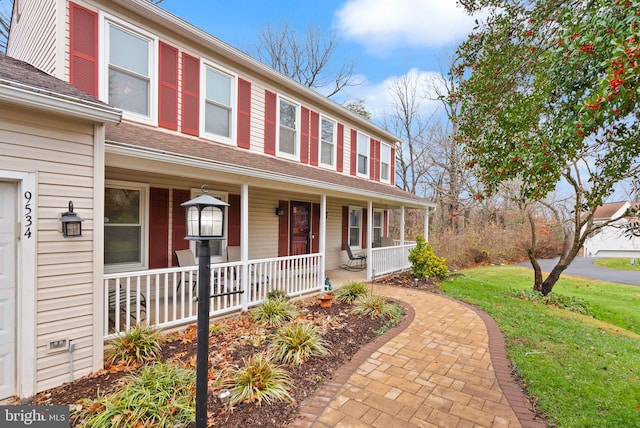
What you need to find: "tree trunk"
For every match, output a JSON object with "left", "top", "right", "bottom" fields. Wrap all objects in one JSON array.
[{"left": 538, "top": 263, "right": 567, "bottom": 296}]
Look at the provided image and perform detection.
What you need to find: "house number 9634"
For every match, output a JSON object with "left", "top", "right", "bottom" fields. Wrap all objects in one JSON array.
[{"left": 24, "top": 191, "right": 33, "bottom": 239}]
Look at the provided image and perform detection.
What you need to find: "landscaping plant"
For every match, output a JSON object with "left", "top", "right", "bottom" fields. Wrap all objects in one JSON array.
[
  {"left": 75, "top": 363, "right": 195, "bottom": 427},
  {"left": 352, "top": 294, "right": 399, "bottom": 319},
  {"left": 268, "top": 322, "right": 330, "bottom": 366},
  {"left": 226, "top": 352, "right": 293, "bottom": 406},
  {"left": 334, "top": 280, "right": 368, "bottom": 303},
  {"left": 105, "top": 323, "right": 163, "bottom": 366},
  {"left": 249, "top": 295, "right": 298, "bottom": 327},
  {"left": 408, "top": 234, "right": 448, "bottom": 279}
]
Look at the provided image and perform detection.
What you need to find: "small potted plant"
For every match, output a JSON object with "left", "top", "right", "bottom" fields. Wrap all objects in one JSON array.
[{"left": 319, "top": 277, "right": 334, "bottom": 308}]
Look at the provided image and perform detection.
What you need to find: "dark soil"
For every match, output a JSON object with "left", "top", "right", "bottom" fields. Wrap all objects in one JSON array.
[{"left": 31, "top": 280, "right": 437, "bottom": 427}]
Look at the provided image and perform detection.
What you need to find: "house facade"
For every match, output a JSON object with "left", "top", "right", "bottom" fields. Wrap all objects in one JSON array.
[
  {"left": 4, "top": 0, "right": 433, "bottom": 399},
  {"left": 583, "top": 201, "right": 640, "bottom": 258}
]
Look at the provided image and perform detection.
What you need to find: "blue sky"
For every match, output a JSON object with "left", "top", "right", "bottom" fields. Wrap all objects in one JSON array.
[{"left": 160, "top": 0, "right": 480, "bottom": 121}]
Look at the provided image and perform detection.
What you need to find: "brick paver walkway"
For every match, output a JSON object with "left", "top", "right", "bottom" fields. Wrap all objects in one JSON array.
[{"left": 290, "top": 285, "right": 546, "bottom": 428}]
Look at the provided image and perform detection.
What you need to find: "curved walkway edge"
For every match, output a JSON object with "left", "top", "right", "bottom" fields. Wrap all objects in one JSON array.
[{"left": 290, "top": 285, "right": 546, "bottom": 428}]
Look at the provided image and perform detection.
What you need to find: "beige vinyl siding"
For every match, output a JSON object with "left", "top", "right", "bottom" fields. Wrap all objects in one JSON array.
[
  {"left": 0, "top": 105, "right": 98, "bottom": 393},
  {"left": 249, "top": 80, "right": 266, "bottom": 153},
  {"left": 6, "top": 0, "right": 58, "bottom": 75}
]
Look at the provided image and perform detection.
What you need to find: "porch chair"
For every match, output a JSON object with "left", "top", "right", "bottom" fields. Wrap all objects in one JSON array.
[
  {"left": 341, "top": 244, "right": 367, "bottom": 271},
  {"left": 227, "top": 246, "right": 269, "bottom": 290},
  {"left": 175, "top": 249, "right": 198, "bottom": 293}
]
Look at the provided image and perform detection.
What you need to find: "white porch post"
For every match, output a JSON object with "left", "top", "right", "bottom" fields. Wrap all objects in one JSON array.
[
  {"left": 240, "top": 183, "right": 249, "bottom": 311},
  {"left": 319, "top": 194, "right": 326, "bottom": 288},
  {"left": 424, "top": 207, "right": 430, "bottom": 242},
  {"left": 367, "top": 200, "right": 373, "bottom": 280}
]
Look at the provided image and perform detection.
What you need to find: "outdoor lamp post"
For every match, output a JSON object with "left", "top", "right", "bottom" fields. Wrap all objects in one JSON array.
[{"left": 181, "top": 186, "right": 229, "bottom": 428}]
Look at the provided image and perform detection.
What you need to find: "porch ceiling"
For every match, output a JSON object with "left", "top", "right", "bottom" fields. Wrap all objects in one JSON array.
[{"left": 105, "top": 122, "right": 434, "bottom": 209}]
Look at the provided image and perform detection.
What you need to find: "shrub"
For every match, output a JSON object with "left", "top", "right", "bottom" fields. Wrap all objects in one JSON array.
[
  {"left": 209, "top": 321, "right": 228, "bottom": 336},
  {"left": 408, "top": 235, "right": 448, "bottom": 279},
  {"left": 226, "top": 353, "right": 293, "bottom": 406},
  {"left": 268, "top": 322, "right": 330, "bottom": 366},
  {"left": 352, "top": 294, "right": 398, "bottom": 319},
  {"left": 75, "top": 363, "right": 195, "bottom": 427},
  {"left": 334, "top": 281, "right": 369, "bottom": 303},
  {"left": 249, "top": 296, "right": 298, "bottom": 327},
  {"left": 106, "top": 323, "right": 163, "bottom": 366}
]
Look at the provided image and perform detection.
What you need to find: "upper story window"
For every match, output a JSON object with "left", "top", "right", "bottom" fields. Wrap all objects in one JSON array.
[
  {"left": 105, "top": 21, "right": 155, "bottom": 122},
  {"left": 320, "top": 116, "right": 336, "bottom": 168},
  {"left": 380, "top": 143, "right": 391, "bottom": 183},
  {"left": 203, "top": 63, "right": 235, "bottom": 141},
  {"left": 278, "top": 97, "right": 299, "bottom": 159},
  {"left": 357, "top": 132, "right": 369, "bottom": 177}
]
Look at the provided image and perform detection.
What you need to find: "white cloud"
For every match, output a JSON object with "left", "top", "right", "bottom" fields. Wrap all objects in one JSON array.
[
  {"left": 334, "top": 0, "right": 478, "bottom": 52},
  {"left": 340, "top": 68, "right": 446, "bottom": 122}
]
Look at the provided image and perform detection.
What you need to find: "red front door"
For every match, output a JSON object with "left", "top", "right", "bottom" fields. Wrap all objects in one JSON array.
[{"left": 290, "top": 201, "right": 311, "bottom": 255}]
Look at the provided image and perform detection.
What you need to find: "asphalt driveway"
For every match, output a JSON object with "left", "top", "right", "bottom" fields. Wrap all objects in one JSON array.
[{"left": 517, "top": 257, "right": 640, "bottom": 286}]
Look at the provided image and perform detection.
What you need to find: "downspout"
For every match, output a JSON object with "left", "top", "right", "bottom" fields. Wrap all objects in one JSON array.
[
  {"left": 424, "top": 207, "right": 430, "bottom": 242},
  {"left": 319, "top": 194, "right": 326, "bottom": 289},
  {"left": 367, "top": 200, "right": 373, "bottom": 280}
]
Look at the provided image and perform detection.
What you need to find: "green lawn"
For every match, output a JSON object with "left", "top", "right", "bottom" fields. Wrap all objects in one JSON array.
[
  {"left": 441, "top": 266, "right": 640, "bottom": 427},
  {"left": 594, "top": 257, "right": 640, "bottom": 272}
]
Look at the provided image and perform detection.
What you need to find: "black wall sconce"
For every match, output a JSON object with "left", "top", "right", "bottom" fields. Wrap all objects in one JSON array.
[
  {"left": 275, "top": 207, "right": 285, "bottom": 216},
  {"left": 60, "top": 201, "right": 84, "bottom": 237}
]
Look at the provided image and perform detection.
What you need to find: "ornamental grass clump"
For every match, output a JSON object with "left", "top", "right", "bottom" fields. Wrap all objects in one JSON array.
[
  {"left": 408, "top": 235, "right": 448, "bottom": 279},
  {"left": 352, "top": 294, "right": 398, "bottom": 319},
  {"left": 226, "top": 353, "right": 293, "bottom": 406},
  {"left": 268, "top": 322, "right": 331, "bottom": 366},
  {"left": 105, "top": 323, "right": 163, "bottom": 366},
  {"left": 249, "top": 296, "right": 298, "bottom": 327},
  {"left": 334, "top": 281, "right": 369, "bottom": 303},
  {"left": 75, "top": 363, "right": 195, "bottom": 427}
]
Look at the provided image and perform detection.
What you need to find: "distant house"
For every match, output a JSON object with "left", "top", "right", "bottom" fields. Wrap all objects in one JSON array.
[
  {"left": 2, "top": 0, "right": 433, "bottom": 400},
  {"left": 583, "top": 201, "right": 640, "bottom": 258}
]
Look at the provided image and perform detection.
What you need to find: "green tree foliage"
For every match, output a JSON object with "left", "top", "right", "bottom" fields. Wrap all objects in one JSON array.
[
  {"left": 408, "top": 235, "right": 448, "bottom": 279},
  {"left": 452, "top": 0, "right": 640, "bottom": 294}
]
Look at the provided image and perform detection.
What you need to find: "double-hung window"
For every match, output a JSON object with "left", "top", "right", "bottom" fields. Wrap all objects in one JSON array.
[
  {"left": 357, "top": 132, "right": 369, "bottom": 176},
  {"left": 278, "top": 97, "right": 299, "bottom": 158},
  {"left": 203, "top": 64, "right": 234, "bottom": 141},
  {"left": 320, "top": 117, "right": 336, "bottom": 168},
  {"left": 373, "top": 210, "right": 383, "bottom": 245},
  {"left": 349, "top": 207, "right": 362, "bottom": 248},
  {"left": 106, "top": 21, "right": 154, "bottom": 121},
  {"left": 380, "top": 143, "right": 391, "bottom": 183},
  {"left": 104, "top": 182, "right": 148, "bottom": 270}
]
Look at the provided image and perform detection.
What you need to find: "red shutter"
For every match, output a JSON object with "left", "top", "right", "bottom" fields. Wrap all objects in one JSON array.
[
  {"left": 350, "top": 129, "right": 357, "bottom": 176},
  {"left": 149, "top": 188, "right": 169, "bottom": 269},
  {"left": 337, "top": 124, "right": 344, "bottom": 173},
  {"left": 300, "top": 107, "right": 310, "bottom": 164},
  {"left": 310, "top": 111, "right": 319, "bottom": 166},
  {"left": 311, "top": 203, "right": 320, "bottom": 253},
  {"left": 278, "top": 200, "right": 289, "bottom": 257},
  {"left": 362, "top": 208, "right": 368, "bottom": 249},
  {"left": 69, "top": 2, "right": 98, "bottom": 96},
  {"left": 171, "top": 189, "right": 190, "bottom": 266},
  {"left": 181, "top": 53, "right": 199, "bottom": 136},
  {"left": 369, "top": 138, "right": 376, "bottom": 180},
  {"left": 237, "top": 78, "right": 251, "bottom": 149},
  {"left": 228, "top": 194, "right": 241, "bottom": 246},
  {"left": 390, "top": 146, "right": 396, "bottom": 186},
  {"left": 341, "top": 206, "right": 349, "bottom": 250},
  {"left": 159, "top": 42, "right": 178, "bottom": 130},
  {"left": 264, "top": 90, "right": 277, "bottom": 155}
]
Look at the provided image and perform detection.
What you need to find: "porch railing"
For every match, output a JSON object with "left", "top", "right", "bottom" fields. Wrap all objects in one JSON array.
[
  {"left": 370, "top": 242, "right": 416, "bottom": 277},
  {"left": 104, "top": 253, "right": 323, "bottom": 338}
]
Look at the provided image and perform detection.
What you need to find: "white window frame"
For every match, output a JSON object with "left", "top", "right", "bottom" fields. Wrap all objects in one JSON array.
[
  {"left": 373, "top": 209, "right": 384, "bottom": 245},
  {"left": 188, "top": 188, "right": 229, "bottom": 263},
  {"left": 357, "top": 132, "right": 369, "bottom": 178},
  {"left": 348, "top": 206, "right": 362, "bottom": 249},
  {"left": 104, "top": 180, "right": 149, "bottom": 273},
  {"left": 276, "top": 95, "right": 300, "bottom": 161},
  {"left": 319, "top": 115, "right": 337, "bottom": 169},
  {"left": 99, "top": 13, "right": 157, "bottom": 125},
  {"left": 380, "top": 143, "right": 391, "bottom": 183},
  {"left": 200, "top": 60, "right": 236, "bottom": 144}
]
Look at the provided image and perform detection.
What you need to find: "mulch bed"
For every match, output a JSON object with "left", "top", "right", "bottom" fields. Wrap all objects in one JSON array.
[{"left": 31, "top": 276, "right": 442, "bottom": 427}]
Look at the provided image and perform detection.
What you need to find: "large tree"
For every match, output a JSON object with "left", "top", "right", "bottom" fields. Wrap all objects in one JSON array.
[
  {"left": 255, "top": 21, "right": 355, "bottom": 97},
  {"left": 452, "top": 0, "right": 640, "bottom": 294}
]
